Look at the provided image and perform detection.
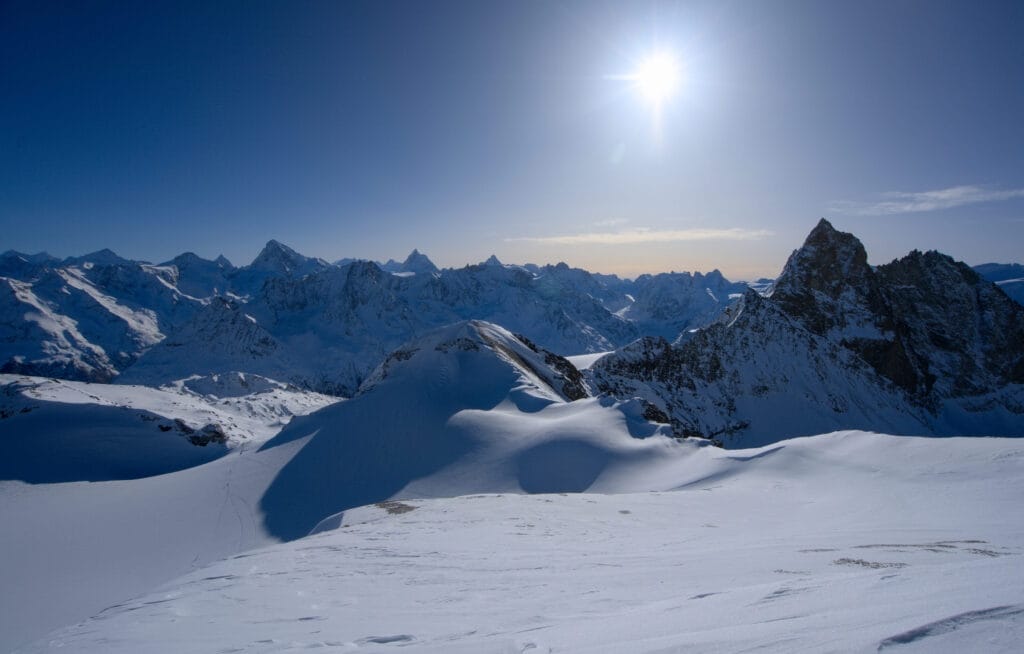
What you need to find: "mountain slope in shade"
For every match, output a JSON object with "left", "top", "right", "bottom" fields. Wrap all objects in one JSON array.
[
  {"left": 591, "top": 290, "right": 932, "bottom": 447},
  {"left": 228, "top": 239, "right": 331, "bottom": 293},
  {"left": 592, "top": 220, "right": 1024, "bottom": 446},
  {"left": 159, "top": 251, "right": 235, "bottom": 298},
  {"left": 975, "top": 262, "right": 1024, "bottom": 306},
  {"left": 380, "top": 248, "right": 439, "bottom": 275},
  {"left": 622, "top": 268, "right": 749, "bottom": 341},
  {"left": 115, "top": 297, "right": 306, "bottom": 388},
  {"left": 0, "top": 373, "right": 338, "bottom": 483}
]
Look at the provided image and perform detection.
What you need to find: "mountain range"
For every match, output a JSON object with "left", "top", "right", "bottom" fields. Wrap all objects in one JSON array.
[
  {"left": 2, "top": 220, "right": 1022, "bottom": 439},
  {"left": 0, "top": 242, "right": 746, "bottom": 394},
  {"left": 2, "top": 219, "right": 1023, "bottom": 651}
]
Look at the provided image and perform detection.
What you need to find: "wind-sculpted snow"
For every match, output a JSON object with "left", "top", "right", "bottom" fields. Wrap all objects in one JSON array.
[
  {"left": 0, "top": 320, "right": 682, "bottom": 648},
  {"left": 258, "top": 321, "right": 679, "bottom": 539},
  {"left": 12, "top": 432, "right": 1024, "bottom": 653}
]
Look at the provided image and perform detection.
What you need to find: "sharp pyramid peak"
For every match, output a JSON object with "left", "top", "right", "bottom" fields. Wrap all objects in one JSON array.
[
  {"left": 775, "top": 219, "right": 872, "bottom": 293},
  {"left": 250, "top": 240, "right": 311, "bottom": 270}
]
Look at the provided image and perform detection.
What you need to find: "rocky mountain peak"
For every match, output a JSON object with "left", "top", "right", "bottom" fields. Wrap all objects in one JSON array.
[
  {"left": 65, "top": 248, "right": 129, "bottom": 267},
  {"left": 251, "top": 240, "right": 301, "bottom": 271},
  {"left": 484, "top": 254, "right": 503, "bottom": 267},
  {"left": 247, "top": 240, "right": 328, "bottom": 279},
  {"left": 401, "top": 249, "right": 439, "bottom": 274},
  {"left": 773, "top": 219, "right": 874, "bottom": 300},
  {"left": 768, "top": 220, "right": 887, "bottom": 341}
]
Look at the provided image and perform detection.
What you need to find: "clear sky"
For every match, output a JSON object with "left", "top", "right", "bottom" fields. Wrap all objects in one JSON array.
[{"left": 2, "top": 0, "right": 1022, "bottom": 279}]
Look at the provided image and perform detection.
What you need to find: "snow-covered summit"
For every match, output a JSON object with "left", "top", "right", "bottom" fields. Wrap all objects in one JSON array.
[
  {"left": 246, "top": 239, "right": 329, "bottom": 277},
  {"left": 160, "top": 251, "right": 235, "bottom": 297},
  {"left": 62, "top": 248, "right": 131, "bottom": 267},
  {"left": 399, "top": 248, "right": 439, "bottom": 274},
  {"left": 359, "top": 320, "right": 588, "bottom": 404},
  {"left": 378, "top": 248, "right": 439, "bottom": 275}
]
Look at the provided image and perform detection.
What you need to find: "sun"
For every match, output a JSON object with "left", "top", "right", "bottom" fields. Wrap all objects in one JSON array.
[{"left": 630, "top": 52, "right": 682, "bottom": 107}]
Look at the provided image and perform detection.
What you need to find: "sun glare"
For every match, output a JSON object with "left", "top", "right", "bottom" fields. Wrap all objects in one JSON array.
[{"left": 631, "top": 52, "right": 682, "bottom": 107}]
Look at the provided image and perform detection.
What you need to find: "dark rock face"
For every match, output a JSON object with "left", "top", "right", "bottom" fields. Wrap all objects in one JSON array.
[
  {"left": 878, "top": 251, "right": 1024, "bottom": 396},
  {"left": 773, "top": 220, "right": 1024, "bottom": 405},
  {"left": 590, "top": 220, "right": 1024, "bottom": 445}
]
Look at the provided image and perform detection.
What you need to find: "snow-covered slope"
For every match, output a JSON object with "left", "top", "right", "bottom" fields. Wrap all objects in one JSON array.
[
  {"left": 159, "top": 251, "right": 234, "bottom": 298},
  {"left": 0, "top": 319, "right": 680, "bottom": 649},
  {"left": 379, "top": 248, "right": 439, "bottom": 275},
  {"left": 0, "top": 253, "right": 205, "bottom": 381},
  {"left": 3, "top": 316, "right": 1023, "bottom": 651},
  {"left": 256, "top": 320, "right": 680, "bottom": 540},
  {"left": 0, "top": 373, "right": 338, "bottom": 483},
  {"left": 592, "top": 220, "right": 1024, "bottom": 446},
  {"left": 622, "top": 268, "right": 749, "bottom": 340},
  {"left": 115, "top": 297, "right": 308, "bottom": 388},
  {"left": 592, "top": 291, "right": 933, "bottom": 447},
  {"left": 12, "top": 432, "right": 1024, "bottom": 653}
]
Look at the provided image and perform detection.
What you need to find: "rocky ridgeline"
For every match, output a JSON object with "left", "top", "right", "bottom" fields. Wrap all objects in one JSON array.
[{"left": 590, "top": 220, "right": 1024, "bottom": 446}]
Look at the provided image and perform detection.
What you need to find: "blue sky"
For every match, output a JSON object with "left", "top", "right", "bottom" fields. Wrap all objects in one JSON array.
[{"left": 2, "top": 0, "right": 1021, "bottom": 279}]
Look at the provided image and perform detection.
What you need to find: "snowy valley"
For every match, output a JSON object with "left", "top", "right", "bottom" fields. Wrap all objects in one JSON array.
[{"left": 1, "top": 221, "right": 1023, "bottom": 652}]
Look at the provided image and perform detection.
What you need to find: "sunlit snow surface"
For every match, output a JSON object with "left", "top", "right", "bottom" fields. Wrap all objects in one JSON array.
[{"left": 9, "top": 432, "right": 1024, "bottom": 654}]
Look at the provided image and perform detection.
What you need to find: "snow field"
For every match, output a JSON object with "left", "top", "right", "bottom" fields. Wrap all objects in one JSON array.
[{"left": 15, "top": 432, "right": 1024, "bottom": 653}]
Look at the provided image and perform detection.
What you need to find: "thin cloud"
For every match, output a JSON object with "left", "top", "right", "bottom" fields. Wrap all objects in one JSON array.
[
  {"left": 507, "top": 227, "right": 773, "bottom": 245},
  {"left": 592, "top": 218, "right": 630, "bottom": 227},
  {"left": 830, "top": 185, "right": 1024, "bottom": 216}
]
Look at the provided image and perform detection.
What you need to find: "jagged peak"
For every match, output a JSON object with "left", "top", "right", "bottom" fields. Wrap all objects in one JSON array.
[
  {"left": 254, "top": 239, "right": 299, "bottom": 260},
  {"left": 249, "top": 240, "right": 327, "bottom": 275},
  {"left": 484, "top": 254, "right": 503, "bottom": 267},
  {"left": 171, "top": 251, "right": 204, "bottom": 264},
  {"left": 214, "top": 255, "right": 233, "bottom": 268},
  {"left": 773, "top": 219, "right": 872, "bottom": 298},
  {"left": 2, "top": 250, "right": 56, "bottom": 263},
  {"left": 65, "top": 248, "right": 129, "bottom": 266},
  {"left": 879, "top": 248, "right": 983, "bottom": 289},
  {"left": 401, "top": 248, "right": 438, "bottom": 273}
]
